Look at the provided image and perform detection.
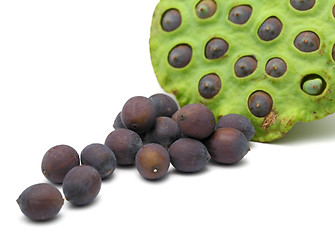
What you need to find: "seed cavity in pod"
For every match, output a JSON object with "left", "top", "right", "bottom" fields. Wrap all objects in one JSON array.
[
  {"left": 234, "top": 56, "right": 257, "bottom": 77},
  {"left": 258, "top": 17, "right": 282, "bottom": 41},
  {"left": 290, "top": 0, "right": 316, "bottom": 11},
  {"left": 196, "top": 0, "right": 217, "bottom": 19},
  {"left": 332, "top": 44, "right": 335, "bottom": 61},
  {"left": 248, "top": 91, "right": 273, "bottom": 117},
  {"left": 205, "top": 38, "right": 229, "bottom": 59},
  {"left": 161, "top": 9, "right": 181, "bottom": 32},
  {"left": 301, "top": 74, "right": 326, "bottom": 95},
  {"left": 333, "top": 5, "right": 335, "bottom": 18},
  {"left": 265, "top": 58, "right": 287, "bottom": 78},
  {"left": 198, "top": 73, "right": 221, "bottom": 99},
  {"left": 294, "top": 31, "right": 320, "bottom": 52},
  {"left": 168, "top": 44, "right": 192, "bottom": 68},
  {"left": 228, "top": 5, "right": 252, "bottom": 25}
]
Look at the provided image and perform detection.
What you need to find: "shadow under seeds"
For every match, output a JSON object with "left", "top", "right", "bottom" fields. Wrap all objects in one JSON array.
[
  {"left": 208, "top": 158, "right": 249, "bottom": 168},
  {"left": 272, "top": 113, "right": 335, "bottom": 145},
  {"left": 65, "top": 195, "right": 102, "bottom": 210},
  {"left": 19, "top": 212, "right": 63, "bottom": 225}
]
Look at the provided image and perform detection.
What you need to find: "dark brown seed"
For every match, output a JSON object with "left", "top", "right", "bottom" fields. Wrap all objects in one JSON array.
[
  {"left": 41, "top": 145, "right": 80, "bottom": 184},
  {"left": 206, "top": 128, "right": 249, "bottom": 165},
  {"left": 234, "top": 56, "right": 257, "bottom": 77},
  {"left": 205, "top": 38, "right": 229, "bottom": 59},
  {"left": 135, "top": 143, "right": 170, "bottom": 180},
  {"left": 177, "top": 103, "right": 216, "bottom": 139},
  {"left": 265, "top": 58, "right": 287, "bottom": 78},
  {"left": 17, "top": 183, "right": 64, "bottom": 221},
  {"left": 168, "top": 44, "right": 192, "bottom": 68},
  {"left": 332, "top": 44, "right": 335, "bottom": 61},
  {"left": 228, "top": 5, "right": 252, "bottom": 25},
  {"left": 105, "top": 128, "right": 143, "bottom": 166},
  {"left": 198, "top": 73, "right": 221, "bottom": 99},
  {"left": 196, "top": 0, "right": 217, "bottom": 19},
  {"left": 161, "top": 9, "right": 181, "bottom": 32},
  {"left": 248, "top": 91, "right": 273, "bottom": 117},
  {"left": 63, "top": 165, "right": 101, "bottom": 206},
  {"left": 258, "top": 17, "right": 282, "bottom": 41},
  {"left": 290, "top": 0, "right": 316, "bottom": 11},
  {"left": 294, "top": 31, "right": 320, "bottom": 52},
  {"left": 121, "top": 96, "right": 156, "bottom": 133}
]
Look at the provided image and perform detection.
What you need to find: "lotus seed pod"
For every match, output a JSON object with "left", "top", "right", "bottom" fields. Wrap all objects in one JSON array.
[{"left": 150, "top": 0, "right": 335, "bottom": 142}]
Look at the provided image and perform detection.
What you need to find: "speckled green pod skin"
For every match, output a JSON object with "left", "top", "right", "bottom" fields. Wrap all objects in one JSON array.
[{"left": 150, "top": 0, "right": 335, "bottom": 142}]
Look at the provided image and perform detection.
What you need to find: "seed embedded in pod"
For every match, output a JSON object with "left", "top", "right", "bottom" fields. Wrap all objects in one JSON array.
[
  {"left": 205, "top": 38, "right": 229, "bottom": 59},
  {"left": 301, "top": 74, "right": 326, "bottom": 95},
  {"left": 234, "top": 56, "right": 257, "bottom": 77},
  {"left": 198, "top": 73, "right": 221, "bottom": 99},
  {"left": 258, "top": 17, "right": 282, "bottom": 41},
  {"left": 265, "top": 58, "right": 287, "bottom": 78},
  {"left": 294, "top": 31, "right": 320, "bottom": 52},
  {"left": 196, "top": 0, "right": 217, "bottom": 19},
  {"left": 228, "top": 5, "right": 252, "bottom": 25},
  {"left": 168, "top": 44, "right": 193, "bottom": 68},
  {"left": 248, "top": 91, "right": 273, "bottom": 117},
  {"left": 161, "top": 9, "right": 181, "bottom": 32},
  {"left": 290, "top": 0, "right": 316, "bottom": 11}
]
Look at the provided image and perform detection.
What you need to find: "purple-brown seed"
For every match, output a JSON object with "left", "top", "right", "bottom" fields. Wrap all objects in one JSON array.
[
  {"left": 265, "top": 58, "right": 287, "bottom": 78},
  {"left": 294, "top": 31, "right": 320, "bottom": 52},
  {"left": 205, "top": 38, "right": 229, "bottom": 59},
  {"left": 161, "top": 9, "right": 181, "bottom": 32},
  {"left": 198, "top": 73, "right": 221, "bottom": 99},
  {"left": 168, "top": 44, "right": 193, "bottom": 68},
  {"left": 228, "top": 5, "right": 252, "bottom": 25},
  {"left": 234, "top": 56, "right": 257, "bottom": 77},
  {"left": 258, "top": 17, "right": 282, "bottom": 41}
]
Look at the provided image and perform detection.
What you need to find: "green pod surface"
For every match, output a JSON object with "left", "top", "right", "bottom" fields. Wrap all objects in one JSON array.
[{"left": 150, "top": 0, "right": 335, "bottom": 142}]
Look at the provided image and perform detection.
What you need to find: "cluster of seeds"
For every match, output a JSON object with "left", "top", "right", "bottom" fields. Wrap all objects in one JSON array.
[
  {"left": 17, "top": 93, "right": 255, "bottom": 221},
  {"left": 150, "top": 0, "right": 335, "bottom": 142}
]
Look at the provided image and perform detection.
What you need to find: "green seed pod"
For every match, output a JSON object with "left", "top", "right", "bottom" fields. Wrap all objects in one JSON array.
[{"left": 150, "top": 0, "right": 335, "bottom": 142}]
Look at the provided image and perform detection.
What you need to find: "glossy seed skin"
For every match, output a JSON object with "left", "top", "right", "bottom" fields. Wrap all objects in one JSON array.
[
  {"left": 121, "top": 96, "right": 156, "bottom": 133},
  {"left": 41, "top": 144, "right": 80, "bottom": 184},
  {"left": 113, "top": 112, "right": 125, "bottom": 129},
  {"left": 168, "top": 44, "right": 192, "bottom": 68},
  {"left": 265, "top": 58, "right": 287, "bottom": 78},
  {"left": 228, "top": 5, "right": 252, "bottom": 25},
  {"left": 177, "top": 103, "right": 216, "bottom": 139},
  {"left": 217, "top": 114, "right": 255, "bottom": 141},
  {"left": 248, "top": 91, "right": 273, "bottom": 117},
  {"left": 258, "top": 17, "right": 282, "bottom": 41},
  {"left": 63, "top": 165, "right": 101, "bottom": 206},
  {"left": 81, "top": 143, "right": 116, "bottom": 179},
  {"left": 234, "top": 56, "right": 257, "bottom": 77},
  {"left": 206, "top": 128, "right": 249, "bottom": 164},
  {"left": 161, "top": 9, "right": 181, "bottom": 32},
  {"left": 169, "top": 138, "right": 211, "bottom": 173},
  {"left": 17, "top": 183, "right": 63, "bottom": 221},
  {"left": 205, "top": 38, "right": 229, "bottom": 59},
  {"left": 135, "top": 143, "right": 170, "bottom": 180},
  {"left": 290, "top": 0, "right": 315, "bottom": 11},
  {"left": 196, "top": 0, "right": 217, "bottom": 19},
  {"left": 105, "top": 128, "right": 143, "bottom": 165},
  {"left": 294, "top": 31, "right": 320, "bottom": 52},
  {"left": 149, "top": 93, "right": 179, "bottom": 118},
  {"left": 146, "top": 116, "right": 180, "bottom": 148},
  {"left": 198, "top": 73, "right": 221, "bottom": 99}
]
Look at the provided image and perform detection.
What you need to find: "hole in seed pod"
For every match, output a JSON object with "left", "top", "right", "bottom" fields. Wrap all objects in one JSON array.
[
  {"left": 301, "top": 74, "right": 326, "bottom": 96},
  {"left": 234, "top": 56, "right": 257, "bottom": 77},
  {"left": 265, "top": 58, "right": 287, "bottom": 78},
  {"left": 196, "top": 0, "right": 217, "bottom": 19},
  {"left": 228, "top": 5, "right": 252, "bottom": 25},
  {"left": 161, "top": 9, "right": 181, "bottom": 32},
  {"left": 290, "top": 0, "right": 316, "bottom": 11},
  {"left": 294, "top": 31, "right": 320, "bottom": 52},
  {"left": 198, "top": 73, "right": 221, "bottom": 99},
  {"left": 258, "top": 17, "right": 282, "bottom": 41},
  {"left": 248, "top": 91, "right": 273, "bottom": 118},
  {"left": 168, "top": 44, "right": 193, "bottom": 68},
  {"left": 205, "top": 38, "right": 229, "bottom": 59},
  {"left": 333, "top": 5, "right": 335, "bottom": 18},
  {"left": 332, "top": 44, "right": 335, "bottom": 61}
]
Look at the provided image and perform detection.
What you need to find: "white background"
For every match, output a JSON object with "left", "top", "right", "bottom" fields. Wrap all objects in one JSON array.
[{"left": 1, "top": 1, "right": 335, "bottom": 239}]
